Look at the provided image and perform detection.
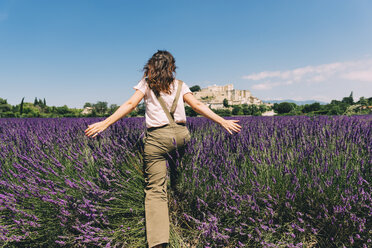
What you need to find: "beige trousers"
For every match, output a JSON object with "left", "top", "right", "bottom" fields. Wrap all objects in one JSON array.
[{"left": 143, "top": 123, "right": 191, "bottom": 248}]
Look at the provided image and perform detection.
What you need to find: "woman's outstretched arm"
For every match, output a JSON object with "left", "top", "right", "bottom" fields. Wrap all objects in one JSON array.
[
  {"left": 183, "top": 92, "right": 241, "bottom": 134},
  {"left": 104, "top": 89, "right": 144, "bottom": 126},
  {"left": 85, "top": 90, "right": 144, "bottom": 138}
]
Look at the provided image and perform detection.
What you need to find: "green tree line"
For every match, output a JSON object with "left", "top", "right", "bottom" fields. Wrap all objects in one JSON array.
[
  {"left": 0, "top": 91, "right": 371, "bottom": 118},
  {"left": 270, "top": 92, "right": 372, "bottom": 116}
]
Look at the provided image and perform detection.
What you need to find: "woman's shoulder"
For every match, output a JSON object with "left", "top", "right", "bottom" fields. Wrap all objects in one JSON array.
[{"left": 133, "top": 77, "right": 149, "bottom": 95}]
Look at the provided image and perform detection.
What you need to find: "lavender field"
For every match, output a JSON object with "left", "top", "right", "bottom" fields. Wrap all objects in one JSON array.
[{"left": 0, "top": 115, "right": 371, "bottom": 248}]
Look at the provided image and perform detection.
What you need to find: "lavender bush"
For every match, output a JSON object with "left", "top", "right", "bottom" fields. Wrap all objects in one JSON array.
[{"left": 0, "top": 115, "right": 370, "bottom": 248}]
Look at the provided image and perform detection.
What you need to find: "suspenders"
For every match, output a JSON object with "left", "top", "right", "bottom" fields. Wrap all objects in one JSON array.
[{"left": 155, "top": 80, "right": 183, "bottom": 125}]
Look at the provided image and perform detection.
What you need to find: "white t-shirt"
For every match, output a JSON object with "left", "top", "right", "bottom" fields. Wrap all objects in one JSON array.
[{"left": 133, "top": 78, "right": 192, "bottom": 128}]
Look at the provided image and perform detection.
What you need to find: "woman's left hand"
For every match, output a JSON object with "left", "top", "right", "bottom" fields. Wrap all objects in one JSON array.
[{"left": 85, "top": 120, "right": 110, "bottom": 138}]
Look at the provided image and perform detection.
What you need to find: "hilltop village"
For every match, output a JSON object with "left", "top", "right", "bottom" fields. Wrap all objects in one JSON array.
[
  {"left": 190, "top": 83, "right": 272, "bottom": 108},
  {"left": 185, "top": 83, "right": 276, "bottom": 116}
]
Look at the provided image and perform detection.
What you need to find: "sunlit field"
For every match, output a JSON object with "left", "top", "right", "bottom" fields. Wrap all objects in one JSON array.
[{"left": 0, "top": 115, "right": 370, "bottom": 248}]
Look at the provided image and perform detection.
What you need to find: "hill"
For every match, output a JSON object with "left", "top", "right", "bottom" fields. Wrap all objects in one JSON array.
[{"left": 262, "top": 99, "right": 329, "bottom": 105}]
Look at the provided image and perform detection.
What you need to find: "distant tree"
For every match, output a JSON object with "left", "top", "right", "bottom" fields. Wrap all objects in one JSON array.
[
  {"left": 190, "top": 85, "right": 201, "bottom": 92},
  {"left": 88, "top": 108, "right": 97, "bottom": 117},
  {"left": 244, "top": 104, "right": 262, "bottom": 116},
  {"left": 259, "top": 104, "right": 267, "bottom": 113},
  {"left": 33, "top": 97, "right": 44, "bottom": 107},
  {"left": 129, "top": 110, "right": 138, "bottom": 117},
  {"left": 0, "top": 98, "right": 11, "bottom": 115},
  {"left": 302, "top": 104, "right": 311, "bottom": 113},
  {"left": 29, "top": 108, "right": 40, "bottom": 117},
  {"left": 43, "top": 106, "right": 51, "bottom": 114},
  {"left": 342, "top": 91, "right": 354, "bottom": 105},
  {"left": 242, "top": 104, "right": 249, "bottom": 115},
  {"left": 93, "top": 101, "right": 108, "bottom": 115},
  {"left": 185, "top": 106, "right": 197, "bottom": 116},
  {"left": 20, "top": 97, "right": 25, "bottom": 115},
  {"left": 273, "top": 103, "right": 278, "bottom": 110},
  {"left": 248, "top": 104, "right": 260, "bottom": 115},
  {"left": 223, "top": 98, "right": 229, "bottom": 108},
  {"left": 84, "top": 102, "right": 92, "bottom": 108},
  {"left": 109, "top": 104, "right": 119, "bottom": 115},
  {"left": 250, "top": 104, "right": 262, "bottom": 116},
  {"left": 232, "top": 105, "right": 243, "bottom": 115},
  {"left": 290, "top": 102, "right": 298, "bottom": 110},
  {"left": 137, "top": 102, "right": 146, "bottom": 116},
  {"left": 212, "top": 108, "right": 231, "bottom": 116},
  {"left": 358, "top": 97, "right": 368, "bottom": 106},
  {"left": 340, "top": 102, "right": 349, "bottom": 113},
  {"left": 349, "top": 91, "right": 354, "bottom": 104},
  {"left": 0, "top": 104, "right": 11, "bottom": 112},
  {"left": 43, "top": 98, "right": 46, "bottom": 107},
  {"left": 56, "top": 105, "right": 70, "bottom": 115},
  {"left": 303, "top": 102, "right": 321, "bottom": 113},
  {"left": 310, "top": 102, "right": 321, "bottom": 111},
  {"left": 51, "top": 106, "right": 57, "bottom": 113},
  {"left": 19, "top": 103, "right": 41, "bottom": 117},
  {"left": 2, "top": 111, "right": 15, "bottom": 117},
  {"left": 327, "top": 105, "right": 342, "bottom": 115},
  {"left": 275, "top": 102, "right": 294, "bottom": 114},
  {"left": 368, "top": 97, "right": 372, "bottom": 105},
  {"left": 11, "top": 104, "right": 18, "bottom": 113}
]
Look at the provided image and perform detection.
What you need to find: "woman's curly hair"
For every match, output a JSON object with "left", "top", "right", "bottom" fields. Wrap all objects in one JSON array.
[{"left": 142, "top": 50, "right": 177, "bottom": 96}]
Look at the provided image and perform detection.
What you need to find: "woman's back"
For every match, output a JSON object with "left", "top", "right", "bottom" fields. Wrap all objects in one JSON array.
[{"left": 134, "top": 78, "right": 192, "bottom": 128}]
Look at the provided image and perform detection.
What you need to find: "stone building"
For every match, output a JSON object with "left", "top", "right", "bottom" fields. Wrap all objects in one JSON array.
[
  {"left": 81, "top": 106, "right": 93, "bottom": 115},
  {"left": 191, "top": 83, "right": 267, "bottom": 109}
]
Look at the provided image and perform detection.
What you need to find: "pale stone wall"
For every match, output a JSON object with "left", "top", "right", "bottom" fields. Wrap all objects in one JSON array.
[
  {"left": 262, "top": 110, "right": 276, "bottom": 116},
  {"left": 192, "top": 83, "right": 266, "bottom": 109},
  {"left": 82, "top": 107, "right": 93, "bottom": 115}
]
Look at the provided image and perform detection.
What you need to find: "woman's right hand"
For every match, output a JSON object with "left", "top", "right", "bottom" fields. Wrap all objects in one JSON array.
[
  {"left": 183, "top": 93, "right": 242, "bottom": 134},
  {"left": 85, "top": 120, "right": 110, "bottom": 138},
  {"left": 219, "top": 119, "right": 241, "bottom": 134}
]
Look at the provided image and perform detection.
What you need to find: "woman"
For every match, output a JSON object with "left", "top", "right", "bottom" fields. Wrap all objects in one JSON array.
[{"left": 85, "top": 50, "right": 241, "bottom": 248}]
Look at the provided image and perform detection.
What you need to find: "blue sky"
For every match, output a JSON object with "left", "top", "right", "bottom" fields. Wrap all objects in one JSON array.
[{"left": 1, "top": 0, "right": 372, "bottom": 108}]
